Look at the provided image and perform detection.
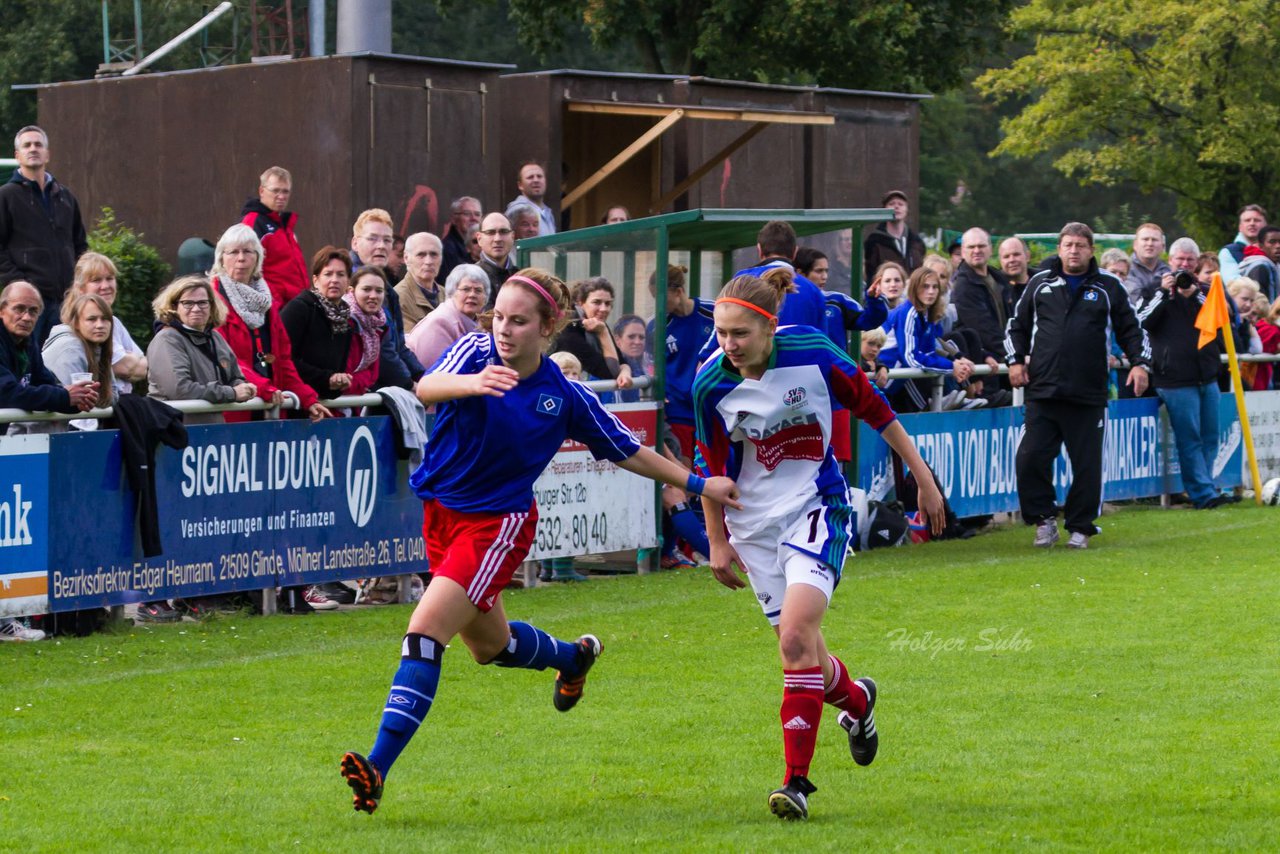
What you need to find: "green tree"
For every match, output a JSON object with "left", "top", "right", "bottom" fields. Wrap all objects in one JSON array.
[
  {"left": 443, "top": 0, "right": 1018, "bottom": 91},
  {"left": 918, "top": 83, "right": 1181, "bottom": 241},
  {"left": 87, "top": 207, "right": 170, "bottom": 350},
  {"left": 976, "top": 0, "right": 1280, "bottom": 247}
]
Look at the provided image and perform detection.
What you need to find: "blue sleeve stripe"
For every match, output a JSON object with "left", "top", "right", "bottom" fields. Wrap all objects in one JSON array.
[
  {"left": 433, "top": 332, "right": 486, "bottom": 375},
  {"left": 567, "top": 381, "right": 639, "bottom": 458}
]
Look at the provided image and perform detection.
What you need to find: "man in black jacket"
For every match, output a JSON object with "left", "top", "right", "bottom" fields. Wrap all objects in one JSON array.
[
  {"left": 0, "top": 281, "right": 95, "bottom": 414},
  {"left": 1006, "top": 223, "right": 1151, "bottom": 549},
  {"left": 952, "top": 227, "right": 1015, "bottom": 362},
  {"left": 862, "top": 189, "right": 925, "bottom": 286},
  {"left": 0, "top": 126, "right": 88, "bottom": 347},
  {"left": 1136, "top": 271, "right": 1230, "bottom": 509}
]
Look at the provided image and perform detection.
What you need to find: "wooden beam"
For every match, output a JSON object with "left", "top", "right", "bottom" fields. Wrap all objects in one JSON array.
[
  {"left": 562, "top": 108, "right": 686, "bottom": 211},
  {"left": 650, "top": 121, "right": 769, "bottom": 213},
  {"left": 566, "top": 100, "right": 833, "bottom": 126}
]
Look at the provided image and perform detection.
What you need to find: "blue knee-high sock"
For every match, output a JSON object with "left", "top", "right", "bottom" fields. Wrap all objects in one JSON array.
[
  {"left": 490, "top": 621, "right": 581, "bottom": 673},
  {"left": 670, "top": 503, "right": 710, "bottom": 557},
  {"left": 367, "top": 633, "right": 443, "bottom": 780}
]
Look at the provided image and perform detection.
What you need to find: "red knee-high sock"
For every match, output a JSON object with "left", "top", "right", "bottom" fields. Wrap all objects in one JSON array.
[
  {"left": 823, "top": 654, "right": 867, "bottom": 717},
  {"left": 781, "top": 666, "right": 825, "bottom": 781}
]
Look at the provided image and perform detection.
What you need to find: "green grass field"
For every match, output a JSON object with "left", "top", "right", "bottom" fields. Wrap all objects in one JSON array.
[{"left": 5, "top": 505, "right": 1279, "bottom": 852}]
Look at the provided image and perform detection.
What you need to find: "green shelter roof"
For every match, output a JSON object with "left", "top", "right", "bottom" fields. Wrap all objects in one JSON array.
[{"left": 515, "top": 208, "right": 892, "bottom": 255}]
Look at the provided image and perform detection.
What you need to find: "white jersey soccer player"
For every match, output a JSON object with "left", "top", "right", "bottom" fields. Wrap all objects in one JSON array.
[{"left": 694, "top": 266, "right": 944, "bottom": 821}]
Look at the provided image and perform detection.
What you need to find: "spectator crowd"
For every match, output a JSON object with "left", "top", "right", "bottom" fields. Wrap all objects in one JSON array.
[{"left": 0, "top": 125, "right": 1266, "bottom": 641}]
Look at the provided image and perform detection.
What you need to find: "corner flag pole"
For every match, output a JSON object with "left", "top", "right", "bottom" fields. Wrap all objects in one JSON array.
[{"left": 1206, "top": 273, "right": 1263, "bottom": 503}]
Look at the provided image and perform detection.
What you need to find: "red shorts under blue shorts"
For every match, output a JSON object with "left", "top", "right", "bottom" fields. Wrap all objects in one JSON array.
[{"left": 422, "top": 499, "right": 537, "bottom": 612}]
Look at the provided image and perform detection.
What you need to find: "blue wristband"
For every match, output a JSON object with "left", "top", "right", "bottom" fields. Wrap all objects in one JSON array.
[{"left": 685, "top": 473, "right": 706, "bottom": 495}]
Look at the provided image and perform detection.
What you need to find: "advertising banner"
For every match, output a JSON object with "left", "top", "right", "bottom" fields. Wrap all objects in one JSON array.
[
  {"left": 528, "top": 404, "right": 660, "bottom": 560},
  {"left": 856, "top": 398, "right": 1243, "bottom": 517},
  {"left": 46, "top": 417, "right": 427, "bottom": 612},
  {"left": 0, "top": 434, "right": 51, "bottom": 618}
]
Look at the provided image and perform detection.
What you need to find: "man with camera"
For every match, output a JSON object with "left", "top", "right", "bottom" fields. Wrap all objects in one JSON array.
[{"left": 1136, "top": 267, "right": 1231, "bottom": 509}]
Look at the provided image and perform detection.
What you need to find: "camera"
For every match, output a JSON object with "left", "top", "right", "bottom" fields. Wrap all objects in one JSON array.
[{"left": 1174, "top": 270, "right": 1199, "bottom": 290}]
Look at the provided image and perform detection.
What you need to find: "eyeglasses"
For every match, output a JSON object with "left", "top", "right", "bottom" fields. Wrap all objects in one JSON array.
[
  {"left": 480, "top": 228, "right": 513, "bottom": 237},
  {"left": 360, "top": 235, "right": 394, "bottom": 245},
  {"left": 264, "top": 187, "right": 291, "bottom": 196},
  {"left": 6, "top": 304, "right": 40, "bottom": 317},
  {"left": 178, "top": 299, "right": 211, "bottom": 310},
  {"left": 456, "top": 286, "right": 486, "bottom": 295}
]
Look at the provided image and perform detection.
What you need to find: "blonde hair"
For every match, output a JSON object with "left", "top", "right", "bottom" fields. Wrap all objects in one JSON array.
[
  {"left": 71, "top": 251, "right": 119, "bottom": 294},
  {"left": 1227, "top": 277, "right": 1261, "bottom": 301},
  {"left": 353, "top": 208, "right": 394, "bottom": 237},
  {"left": 153, "top": 275, "right": 227, "bottom": 328},
  {"left": 1254, "top": 293, "right": 1272, "bottom": 320},
  {"left": 549, "top": 351, "right": 583, "bottom": 377},
  {"left": 861, "top": 328, "right": 886, "bottom": 347},
  {"left": 716, "top": 267, "right": 796, "bottom": 320}
]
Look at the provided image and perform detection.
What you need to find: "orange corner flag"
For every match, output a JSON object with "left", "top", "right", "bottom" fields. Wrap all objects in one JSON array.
[{"left": 1196, "top": 273, "right": 1230, "bottom": 349}]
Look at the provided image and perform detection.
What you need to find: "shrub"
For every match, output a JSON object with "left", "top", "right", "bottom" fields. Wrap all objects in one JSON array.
[{"left": 87, "top": 207, "right": 170, "bottom": 349}]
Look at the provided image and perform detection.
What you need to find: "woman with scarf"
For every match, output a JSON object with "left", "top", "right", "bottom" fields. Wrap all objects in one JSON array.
[
  {"left": 208, "top": 224, "right": 331, "bottom": 423},
  {"left": 346, "top": 266, "right": 394, "bottom": 389},
  {"left": 281, "top": 246, "right": 380, "bottom": 407}
]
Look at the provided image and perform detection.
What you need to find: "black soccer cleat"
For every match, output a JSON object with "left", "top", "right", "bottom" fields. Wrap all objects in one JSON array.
[
  {"left": 553, "top": 634, "right": 602, "bottom": 712},
  {"left": 340, "top": 751, "right": 384, "bottom": 814},
  {"left": 769, "top": 775, "right": 817, "bottom": 820},
  {"left": 839, "top": 677, "right": 879, "bottom": 766}
]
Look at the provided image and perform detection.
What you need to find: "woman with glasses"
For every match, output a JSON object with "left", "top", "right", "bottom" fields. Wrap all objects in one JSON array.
[
  {"left": 209, "top": 224, "right": 332, "bottom": 424},
  {"left": 406, "top": 264, "right": 489, "bottom": 370},
  {"left": 146, "top": 275, "right": 256, "bottom": 425}
]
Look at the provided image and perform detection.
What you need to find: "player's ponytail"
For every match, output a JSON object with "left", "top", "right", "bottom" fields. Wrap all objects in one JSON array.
[
  {"left": 717, "top": 267, "right": 796, "bottom": 320},
  {"left": 480, "top": 268, "right": 573, "bottom": 341}
]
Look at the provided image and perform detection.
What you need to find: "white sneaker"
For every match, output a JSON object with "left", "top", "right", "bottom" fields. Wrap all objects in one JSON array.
[
  {"left": 961, "top": 397, "right": 988, "bottom": 410},
  {"left": 0, "top": 617, "right": 46, "bottom": 642},
  {"left": 939, "top": 390, "right": 966, "bottom": 411},
  {"left": 303, "top": 586, "right": 340, "bottom": 611},
  {"left": 1034, "top": 519, "right": 1059, "bottom": 548},
  {"left": 1066, "top": 532, "right": 1090, "bottom": 549}
]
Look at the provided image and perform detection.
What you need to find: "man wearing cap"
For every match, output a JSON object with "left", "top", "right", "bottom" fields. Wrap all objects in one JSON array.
[{"left": 863, "top": 189, "right": 926, "bottom": 282}]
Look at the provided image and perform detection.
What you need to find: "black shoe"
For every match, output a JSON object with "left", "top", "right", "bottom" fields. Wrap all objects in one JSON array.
[
  {"left": 1200, "top": 495, "right": 1230, "bottom": 510},
  {"left": 135, "top": 600, "right": 181, "bottom": 623},
  {"left": 340, "top": 752, "right": 383, "bottom": 814},
  {"left": 278, "top": 588, "right": 315, "bottom": 614},
  {"left": 839, "top": 677, "right": 879, "bottom": 766},
  {"left": 318, "top": 582, "right": 356, "bottom": 605},
  {"left": 769, "top": 775, "right": 817, "bottom": 820},
  {"left": 553, "top": 635, "right": 602, "bottom": 712}
]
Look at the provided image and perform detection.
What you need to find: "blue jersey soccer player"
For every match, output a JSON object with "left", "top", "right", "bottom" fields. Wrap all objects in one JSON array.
[
  {"left": 340, "top": 269, "right": 741, "bottom": 814},
  {"left": 693, "top": 267, "right": 944, "bottom": 821}
]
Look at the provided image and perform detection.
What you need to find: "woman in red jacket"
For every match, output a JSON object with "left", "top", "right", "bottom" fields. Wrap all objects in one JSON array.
[{"left": 209, "top": 224, "right": 332, "bottom": 423}]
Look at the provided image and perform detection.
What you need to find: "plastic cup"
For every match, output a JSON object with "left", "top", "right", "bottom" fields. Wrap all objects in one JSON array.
[{"left": 71, "top": 372, "right": 93, "bottom": 385}]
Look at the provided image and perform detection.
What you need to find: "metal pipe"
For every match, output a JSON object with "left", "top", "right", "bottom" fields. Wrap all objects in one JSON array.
[
  {"left": 309, "top": 0, "right": 326, "bottom": 57},
  {"left": 122, "top": 1, "right": 233, "bottom": 76},
  {"left": 336, "top": 0, "right": 390, "bottom": 54}
]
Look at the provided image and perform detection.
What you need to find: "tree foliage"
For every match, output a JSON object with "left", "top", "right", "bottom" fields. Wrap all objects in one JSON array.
[
  {"left": 919, "top": 81, "right": 1181, "bottom": 239},
  {"left": 443, "top": 0, "right": 1018, "bottom": 92},
  {"left": 976, "top": 0, "right": 1280, "bottom": 245},
  {"left": 87, "top": 207, "right": 171, "bottom": 350}
]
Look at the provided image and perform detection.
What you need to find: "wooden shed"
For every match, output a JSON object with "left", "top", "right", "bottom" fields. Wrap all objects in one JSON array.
[
  {"left": 31, "top": 52, "right": 511, "bottom": 263},
  {"left": 497, "top": 70, "right": 926, "bottom": 231}
]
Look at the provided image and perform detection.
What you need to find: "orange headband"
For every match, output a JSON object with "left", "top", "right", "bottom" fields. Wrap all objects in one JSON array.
[{"left": 715, "top": 297, "right": 775, "bottom": 321}]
